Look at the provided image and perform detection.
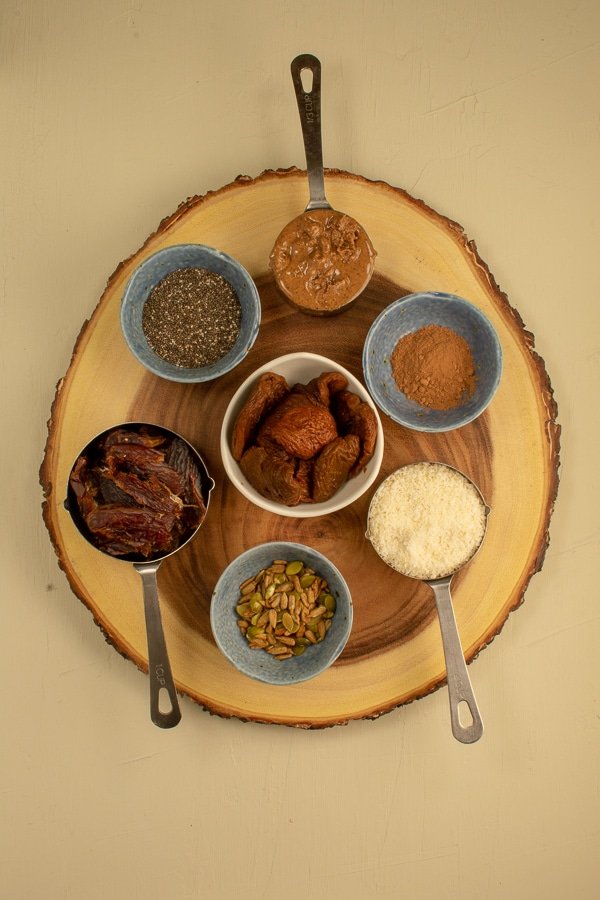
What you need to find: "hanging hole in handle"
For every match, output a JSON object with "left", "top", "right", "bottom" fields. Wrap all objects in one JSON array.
[
  {"left": 158, "top": 686, "right": 174, "bottom": 716},
  {"left": 300, "top": 67, "right": 314, "bottom": 93},
  {"left": 457, "top": 700, "right": 474, "bottom": 728}
]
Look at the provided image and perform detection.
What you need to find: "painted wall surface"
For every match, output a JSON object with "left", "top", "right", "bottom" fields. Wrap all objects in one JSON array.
[{"left": 1, "top": 1, "right": 598, "bottom": 897}]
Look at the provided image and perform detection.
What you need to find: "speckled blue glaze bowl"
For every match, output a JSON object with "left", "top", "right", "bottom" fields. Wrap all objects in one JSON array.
[
  {"left": 120, "top": 244, "right": 261, "bottom": 382},
  {"left": 363, "top": 292, "right": 502, "bottom": 432},
  {"left": 210, "top": 542, "right": 353, "bottom": 686}
]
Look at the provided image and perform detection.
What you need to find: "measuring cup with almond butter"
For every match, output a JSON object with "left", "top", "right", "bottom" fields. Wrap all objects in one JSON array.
[{"left": 269, "top": 54, "right": 376, "bottom": 315}]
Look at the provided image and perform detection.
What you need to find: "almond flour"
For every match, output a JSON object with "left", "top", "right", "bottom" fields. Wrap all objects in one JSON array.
[{"left": 367, "top": 463, "right": 486, "bottom": 580}]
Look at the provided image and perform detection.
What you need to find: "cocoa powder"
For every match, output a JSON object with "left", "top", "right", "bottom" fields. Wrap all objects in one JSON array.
[{"left": 390, "top": 324, "right": 476, "bottom": 410}]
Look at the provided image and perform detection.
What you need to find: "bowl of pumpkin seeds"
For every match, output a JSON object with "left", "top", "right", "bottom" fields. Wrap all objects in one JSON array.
[{"left": 210, "top": 541, "right": 353, "bottom": 685}]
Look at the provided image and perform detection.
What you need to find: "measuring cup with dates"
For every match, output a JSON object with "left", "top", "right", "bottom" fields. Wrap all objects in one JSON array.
[{"left": 65, "top": 422, "right": 215, "bottom": 729}]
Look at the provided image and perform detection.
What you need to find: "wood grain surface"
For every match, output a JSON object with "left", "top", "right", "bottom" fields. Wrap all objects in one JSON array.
[{"left": 40, "top": 168, "right": 560, "bottom": 727}]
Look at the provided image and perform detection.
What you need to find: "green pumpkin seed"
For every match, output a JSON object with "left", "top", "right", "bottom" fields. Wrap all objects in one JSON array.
[
  {"left": 322, "top": 593, "right": 336, "bottom": 613},
  {"left": 246, "top": 625, "right": 264, "bottom": 639},
  {"left": 236, "top": 558, "right": 337, "bottom": 659},
  {"left": 281, "top": 612, "right": 295, "bottom": 632}
]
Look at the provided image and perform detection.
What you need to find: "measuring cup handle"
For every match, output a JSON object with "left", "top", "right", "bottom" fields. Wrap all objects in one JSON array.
[
  {"left": 290, "top": 53, "right": 329, "bottom": 210},
  {"left": 136, "top": 563, "right": 182, "bottom": 729},
  {"left": 430, "top": 580, "right": 484, "bottom": 744}
]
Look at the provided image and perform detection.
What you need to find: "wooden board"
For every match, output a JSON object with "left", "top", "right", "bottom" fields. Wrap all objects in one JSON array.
[{"left": 40, "top": 168, "right": 560, "bottom": 728}]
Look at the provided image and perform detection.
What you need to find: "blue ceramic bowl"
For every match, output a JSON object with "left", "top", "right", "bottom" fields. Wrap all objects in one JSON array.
[
  {"left": 120, "top": 244, "right": 261, "bottom": 382},
  {"left": 210, "top": 542, "right": 353, "bottom": 685},
  {"left": 363, "top": 292, "right": 502, "bottom": 432}
]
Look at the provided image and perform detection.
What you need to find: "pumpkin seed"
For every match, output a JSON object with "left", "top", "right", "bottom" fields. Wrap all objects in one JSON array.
[
  {"left": 281, "top": 612, "right": 295, "bottom": 632},
  {"left": 246, "top": 625, "right": 264, "bottom": 639},
  {"left": 234, "top": 558, "right": 337, "bottom": 660},
  {"left": 322, "top": 593, "right": 336, "bottom": 613}
]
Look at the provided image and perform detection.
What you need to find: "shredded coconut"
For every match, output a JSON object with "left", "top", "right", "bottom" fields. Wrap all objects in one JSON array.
[{"left": 367, "top": 462, "right": 486, "bottom": 580}]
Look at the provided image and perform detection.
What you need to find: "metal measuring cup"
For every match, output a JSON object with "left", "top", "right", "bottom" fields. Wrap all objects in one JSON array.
[
  {"left": 65, "top": 422, "right": 215, "bottom": 729},
  {"left": 366, "top": 462, "right": 489, "bottom": 744},
  {"left": 270, "top": 54, "right": 376, "bottom": 314}
]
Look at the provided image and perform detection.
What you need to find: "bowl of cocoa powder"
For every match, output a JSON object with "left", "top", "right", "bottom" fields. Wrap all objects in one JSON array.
[{"left": 362, "top": 292, "right": 502, "bottom": 432}]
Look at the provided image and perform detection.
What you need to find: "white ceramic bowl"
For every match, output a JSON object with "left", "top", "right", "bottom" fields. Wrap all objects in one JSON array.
[{"left": 220, "top": 352, "right": 384, "bottom": 518}]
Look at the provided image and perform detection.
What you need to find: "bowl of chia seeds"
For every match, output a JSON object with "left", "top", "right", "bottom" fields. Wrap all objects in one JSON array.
[{"left": 120, "top": 244, "right": 261, "bottom": 382}]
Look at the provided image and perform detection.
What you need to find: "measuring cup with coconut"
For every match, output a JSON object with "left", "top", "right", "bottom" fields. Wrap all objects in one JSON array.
[
  {"left": 366, "top": 462, "right": 489, "bottom": 744},
  {"left": 269, "top": 53, "right": 376, "bottom": 315},
  {"left": 65, "top": 422, "right": 214, "bottom": 729}
]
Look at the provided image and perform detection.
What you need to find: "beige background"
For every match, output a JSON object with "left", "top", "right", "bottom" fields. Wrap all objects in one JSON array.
[{"left": 2, "top": 1, "right": 598, "bottom": 897}]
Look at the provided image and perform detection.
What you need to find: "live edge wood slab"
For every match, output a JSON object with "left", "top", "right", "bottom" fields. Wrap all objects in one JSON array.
[{"left": 40, "top": 168, "right": 560, "bottom": 728}]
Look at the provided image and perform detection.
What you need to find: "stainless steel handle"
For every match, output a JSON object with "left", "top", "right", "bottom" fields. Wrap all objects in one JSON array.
[
  {"left": 135, "top": 562, "right": 182, "bottom": 729},
  {"left": 290, "top": 53, "right": 330, "bottom": 210},
  {"left": 430, "top": 579, "right": 484, "bottom": 744}
]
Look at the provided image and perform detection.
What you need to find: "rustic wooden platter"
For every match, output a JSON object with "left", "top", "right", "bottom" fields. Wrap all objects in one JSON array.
[{"left": 40, "top": 168, "right": 560, "bottom": 728}]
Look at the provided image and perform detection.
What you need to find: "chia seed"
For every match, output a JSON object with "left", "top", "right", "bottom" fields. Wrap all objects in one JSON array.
[{"left": 142, "top": 267, "right": 242, "bottom": 368}]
